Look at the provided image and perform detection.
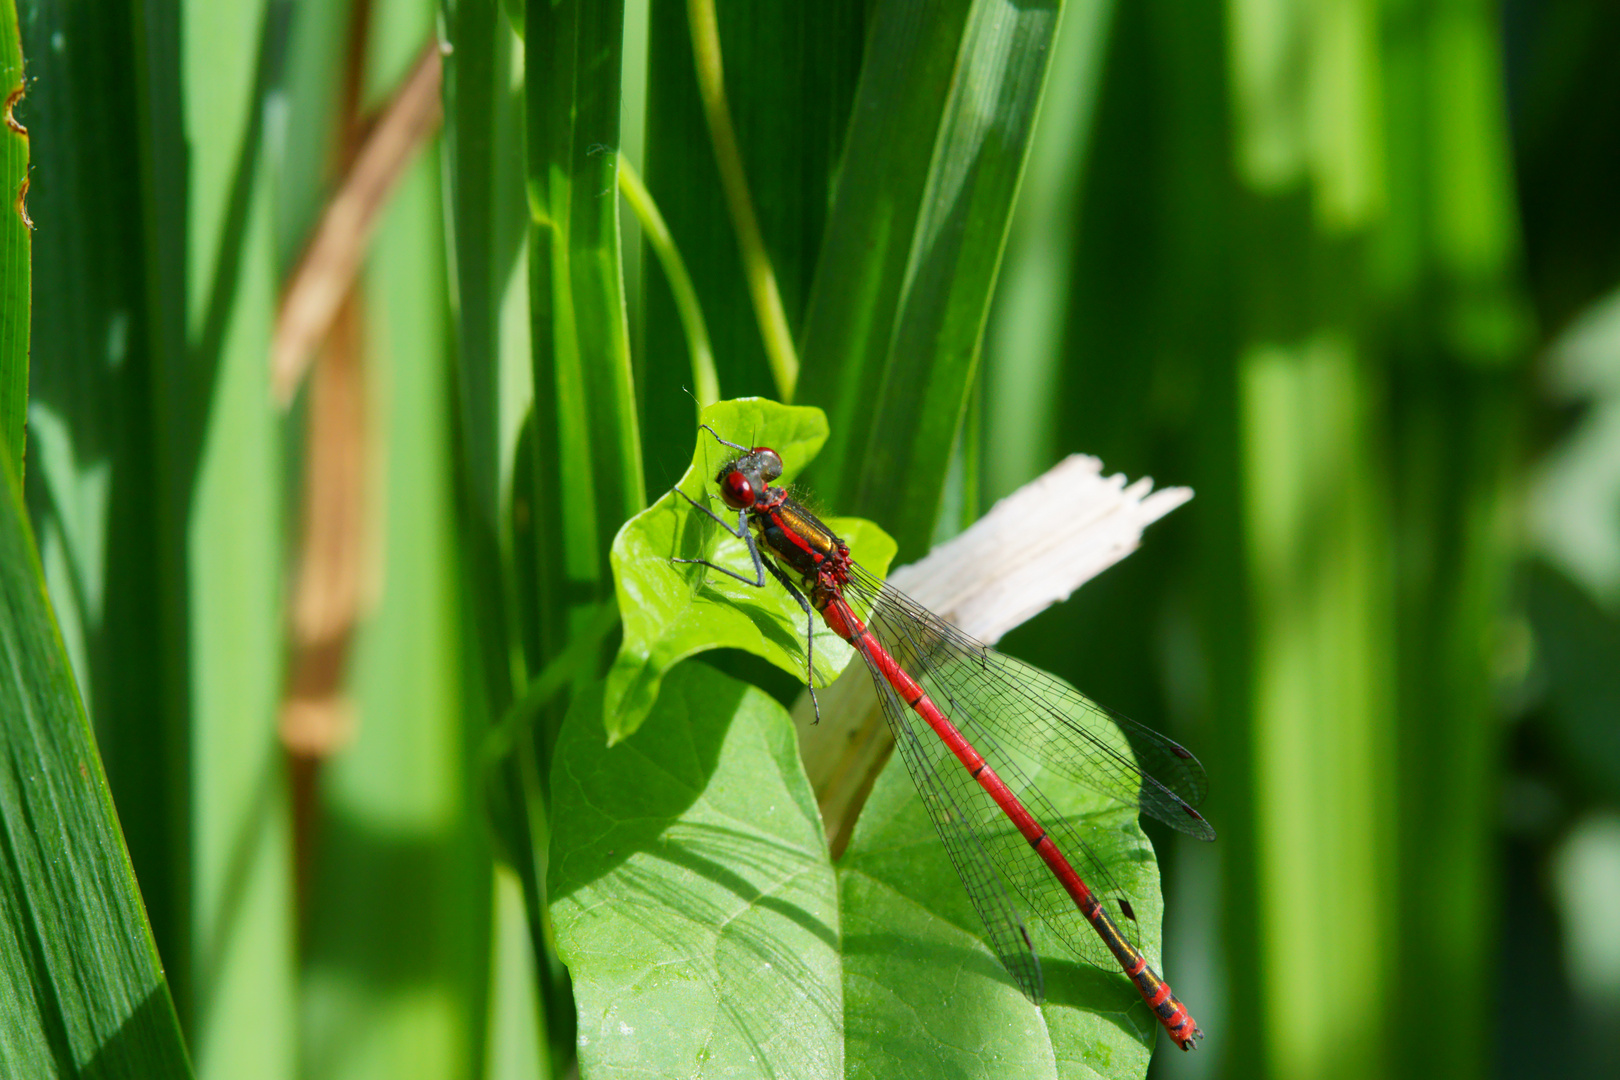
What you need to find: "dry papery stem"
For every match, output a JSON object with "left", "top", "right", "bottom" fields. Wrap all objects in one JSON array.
[
  {"left": 270, "top": 38, "right": 443, "bottom": 405},
  {"left": 278, "top": 32, "right": 444, "bottom": 773}
]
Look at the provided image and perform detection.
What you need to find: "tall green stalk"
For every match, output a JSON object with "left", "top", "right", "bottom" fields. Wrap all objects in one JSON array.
[{"left": 1224, "top": 3, "right": 1530, "bottom": 1079}]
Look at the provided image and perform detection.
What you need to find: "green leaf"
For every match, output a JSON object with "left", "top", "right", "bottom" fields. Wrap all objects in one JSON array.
[
  {"left": 0, "top": 0, "right": 25, "bottom": 485},
  {"left": 616, "top": 153, "right": 718, "bottom": 408},
  {"left": 838, "top": 730, "right": 1158, "bottom": 1077},
  {"left": 0, "top": 440, "right": 193, "bottom": 1077},
  {"left": 981, "top": 0, "right": 1116, "bottom": 505},
  {"left": 552, "top": 660, "right": 1159, "bottom": 1078},
  {"left": 172, "top": 4, "right": 296, "bottom": 1070},
  {"left": 19, "top": 0, "right": 182, "bottom": 1026},
  {"left": 797, "top": 0, "right": 1065, "bottom": 562},
  {"left": 442, "top": 7, "right": 563, "bottom": 1075},
  {"left": 603, "top": 397, "right": 896, "bottom": 743},
  {"left": 551, "top": 665, "right": 842, "bottom": 1078},
  {"left": 443, "top": 0, "right": 529, "bottom": 718}
]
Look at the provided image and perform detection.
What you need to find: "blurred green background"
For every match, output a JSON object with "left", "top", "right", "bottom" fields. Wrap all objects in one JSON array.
[{"left": 3, "top": 0, "right": 1618, "bottom": 1078}]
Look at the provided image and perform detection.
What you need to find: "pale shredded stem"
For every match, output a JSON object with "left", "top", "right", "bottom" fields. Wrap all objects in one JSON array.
[{"left": 792, "top": 455, "right": 1193, "bottom": 850}]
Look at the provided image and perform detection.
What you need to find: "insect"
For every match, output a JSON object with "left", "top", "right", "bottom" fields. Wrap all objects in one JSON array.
[{"left": 673, "top": 426, "right": 1213, "bottom": 1049}]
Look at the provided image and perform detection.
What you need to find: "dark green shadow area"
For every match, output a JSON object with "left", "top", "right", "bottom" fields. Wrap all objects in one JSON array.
[
  {"left": 549, "top": 660, "right": 843, "bottom": 1078},
  {"left": 1, "top": 436, "right": 192, "bottom": 1076},
  {"left": 840, "top": 928, "right": 1014, "bottom": 993},
  {"left": 79, "top": 984, "right": 193, "bottom": 1080},
  {"left": 551, "top": 661, "right": 770, "bottom": 900},
  {"left": 301, "top": 811, "right": 487, "bottom": 989},
  {"left": 651, "top": 823, "right": 840, "bottom": 952}
]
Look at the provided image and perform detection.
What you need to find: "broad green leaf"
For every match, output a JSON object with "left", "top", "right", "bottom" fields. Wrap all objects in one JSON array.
[
  {"left": 798, "top": 0, "right": 1065, "bottom": 562},
  {"left": 603, "top": 398, "right": 896, "bottom": 742},
  {"left": 0, "top": 440, "right": 193, "bottom": 1078},
  {"left": 0, "top": 0, "right": 25, "bottom": 484},
  {"left": 551, "top": 665, "right": 842, "bottom": 1078},
  {"left": 840, "top": 735, "right": 1159, "bottom": 1080},
  {"left": 552, "top": 660, "right": 1160, "bottom": 1079}
]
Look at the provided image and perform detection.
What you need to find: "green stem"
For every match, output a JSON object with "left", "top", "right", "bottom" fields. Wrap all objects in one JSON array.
[
  {"left": 483, "top": 601, "right": 622, "bottom": 768},
  {"left": 618, "top": 153, "right": 719, "bottom": 407},
  {"left": 686, "top": 0, "right": 799, "bottom": 401}
]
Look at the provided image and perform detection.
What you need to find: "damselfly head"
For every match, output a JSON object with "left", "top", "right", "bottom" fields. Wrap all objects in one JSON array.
[{"left": 715, "top": 446, "right": 783, "bottom": 508}]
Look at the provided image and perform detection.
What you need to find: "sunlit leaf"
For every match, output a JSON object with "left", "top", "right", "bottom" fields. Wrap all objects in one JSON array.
[
  {"left": 552, "top": 661, "right": 1160, "bottom": 1079},
  {"left": 0, "top": 441, "right": 192, "bottom": 1078},
  {"left": 603, "top": 397, "right": 895, "bottom": 742}
]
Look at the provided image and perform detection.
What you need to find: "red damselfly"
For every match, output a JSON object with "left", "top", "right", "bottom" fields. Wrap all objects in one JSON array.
[{"left": 673, "top": 426, "right": 1214, "bottom": 1050}]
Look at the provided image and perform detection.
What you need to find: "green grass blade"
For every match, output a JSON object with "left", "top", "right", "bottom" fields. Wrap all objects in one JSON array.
[
  {"left": 0, "top": 1, "right": 25, "bottom": 484},
  {"left": 1222, "top": 4, "right": 1532, "bottom": 1078},
  {"left": 636, "top": 0, "right": 865, "bottom": 497},
  {"left": 1226, "top": 6, "right": 1401, "bottom": 1073},
  {"left": 797, "top": 0, "right": 1064, "bottom": 563},
  {"left": 0, "top": 439, "right": 193, "bottom": 1078},
  {"left": 296, "top": 9, "right": 493, "bottom": 1080},
  {"left": 269, "top": 0, "right": 350, "bottom": 277},
  {"left": 20, "top": 0, "right": 184, "bottom": 1033},
  {"left": 441, "top": 4, "right": 556, "bottom": 1074},
  {"left": 980, "top": 0, "right": 1114, "bottom": 505},
  {"left": 443, "top": 0, "right": 527, "bottom": 718},
  {"left": 616, "top": 152, "right": 717, "bottom": 408},
  {"left": 528, "top": 0, "right": 645, "bottom": 649},
  {"left": 684, "top": 0, "right": 798, "bottom": 401},
  {"left": 129, "top": 0, "right": 195, "bottom": 1024},
  {"left": 175, "top": 3, "right": 296, "bottom": 1073},
  {"left": 1238, "top": 340, "right": 1396, "bottom": 1080},
  {"left": 521, "top": 7, "right": 647, "bottom": 1062},
  {"left": 1378, "top": 7, "right": 1529, "bottom": 1078}
]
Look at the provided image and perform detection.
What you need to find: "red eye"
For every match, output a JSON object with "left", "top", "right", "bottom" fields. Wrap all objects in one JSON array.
[{"left": 719, "top": 471, "right": 754, "bottom": 509}]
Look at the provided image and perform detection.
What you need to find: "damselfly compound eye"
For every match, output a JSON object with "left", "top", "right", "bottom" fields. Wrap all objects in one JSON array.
[
  {"left": 719, "top": 470, "right": 755, "bottom": 509},
  {"left": 752, "top": 448, "right": 783, "bottom": 483}
]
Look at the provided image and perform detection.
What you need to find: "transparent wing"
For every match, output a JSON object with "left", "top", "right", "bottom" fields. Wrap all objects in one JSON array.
[
  {"left": 850, "top": 630, "right": 1047, "bottom": 1000},
  {"left": 840, "top": 600, "right": 1153, "bottom": 971},
  {"left": 844, "top": 563, "right": 1215, "bottom": 842}
]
